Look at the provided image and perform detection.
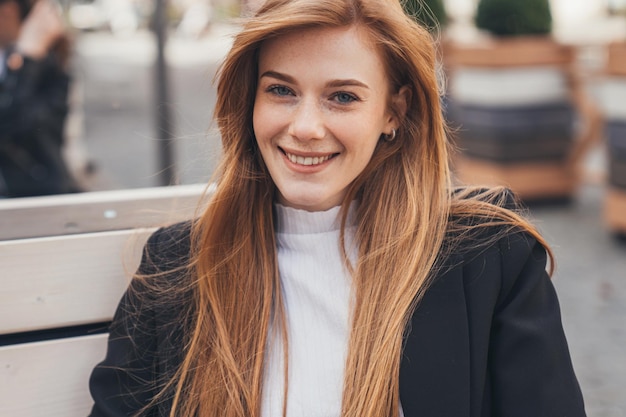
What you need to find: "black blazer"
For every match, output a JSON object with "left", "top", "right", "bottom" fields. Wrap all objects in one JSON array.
[{"left": 89, "top": 222, "right": 586, "bottom": 417}]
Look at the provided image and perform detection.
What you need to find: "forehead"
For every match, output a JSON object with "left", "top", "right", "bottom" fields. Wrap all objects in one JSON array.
[{"left": 257, "top": 25, "right": 388, "bottom": 84}]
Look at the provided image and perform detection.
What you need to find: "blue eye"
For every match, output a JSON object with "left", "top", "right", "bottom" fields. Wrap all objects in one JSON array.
[
  {"left": 268, "top": 85, "right": 292, "bottom": 96},
  {"left": 333, "top": 92, "right": 357, "bottom": 104}
]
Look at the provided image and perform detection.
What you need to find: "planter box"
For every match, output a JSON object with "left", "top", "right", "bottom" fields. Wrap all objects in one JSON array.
[
  {"left": 607, "top": 42, "right": 626, "bottom": 77},
  {"left": 449, "top": 66, "right": 570, "bottom": 106},
  {"left": 603, "top": 43, "right": 626, "bottom": 234},
  {"left": 444, "top": 37, "right": 587, "bottom": 200},
  {"left": 447, "top": 101, "right": 574, "bottom": 162},
  {"left": 606, "top": 121, "right": 626, "bottom": 190},
  {"left": 605, "top": 188, "right": 626, "bottom": 235},
  {"left": 598, "top": 43, "right": 626, "bottom": 184},
  {"left": 444, "top": 37, "right": 573, "bottom": 68},
  {"left": 598, "top": 77, "right": 626, "bottom": 120},
  {"left": 453, "top": 156, "right": 576, "bottom": 201}
]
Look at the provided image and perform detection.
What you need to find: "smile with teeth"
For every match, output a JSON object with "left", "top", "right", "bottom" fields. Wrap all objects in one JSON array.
[{"left": 284, "top": 151, "right": 336, "bottom": 166}]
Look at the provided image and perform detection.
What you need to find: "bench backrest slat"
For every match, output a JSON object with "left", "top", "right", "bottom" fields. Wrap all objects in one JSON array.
[
  {"left": 0, "top": 334, "right": 108, "bottom": 417},
  {"left": 0, "top": 184, "right": 208, "bottom": 240},
  {"left": 0, "top": 229, "right": 152, "bottom": 335}
]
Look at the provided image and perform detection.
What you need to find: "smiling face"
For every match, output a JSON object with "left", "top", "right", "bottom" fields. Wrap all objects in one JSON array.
[{"left": 253, "top": 25, "right": 401, "bottom": 212}]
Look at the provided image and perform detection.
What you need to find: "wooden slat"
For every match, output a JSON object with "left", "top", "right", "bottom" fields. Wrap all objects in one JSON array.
[
  {"left": 0, "top": 229, "right": 153, "bottom": 334},
  {"left": 454, "top": 157, "right": 577, "bottom": 201},
  {"left": 0, "top": 183, "right": 208, "bottom": 240},
  {"left": 605, "top": 188, "right": 626, "bottom": 233},
  {"left": 0, "top": 334, "right": 107, "bottom": 417},
  {"left": 444, "top": 37, "right": 574, "bottom": 69},
  {"left": 607, "top": 42, "right": 626, "bottom": 77}
]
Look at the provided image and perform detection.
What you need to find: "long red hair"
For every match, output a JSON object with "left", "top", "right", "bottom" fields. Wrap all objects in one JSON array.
[{"left": 143, "top": 1, "right": 554, "bottom": 416}]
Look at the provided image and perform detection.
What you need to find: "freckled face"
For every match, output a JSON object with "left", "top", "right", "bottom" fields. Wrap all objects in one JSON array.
[{"left": 253, "top": 26, "right": 397, "bottom": 212}]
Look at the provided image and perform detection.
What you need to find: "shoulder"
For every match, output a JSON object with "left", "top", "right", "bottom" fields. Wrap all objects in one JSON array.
[
  {"left": 439, "top": 225, "right": 548, "bottom": 322},
  {"left": 464, "top": 228, "right": 544, "bottom": 284},
  {"left": 439, "top": 186, "right": 548, "bottom": 294},
  {"left": 139, "top": 221, "right": 193, "bottom": 274},
  {"left": 441, "top": 225, "right": 543, "bottom": 282},
  {"left": 121, "top": 220, "right": 195, "bottom": 307},
  {"left": 445, "top": 185, "right": 532, "bottom": 251},
  {"left": 451, "top": 185, "right": 520, "bottom": 213},
  {"left": 127, "top": 221, "right": 195, "bottom": 307}
]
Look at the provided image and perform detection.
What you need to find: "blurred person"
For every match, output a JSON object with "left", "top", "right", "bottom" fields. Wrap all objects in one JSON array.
[
  {"left": 0, "top": 0, "right": 80, "bottom": 197},
  {"left": 88, "top": 0, "right": 586, "bottom": 416}
]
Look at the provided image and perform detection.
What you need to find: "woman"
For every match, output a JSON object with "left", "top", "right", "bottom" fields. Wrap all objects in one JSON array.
[{"left": 88, "top": 0, "right": 586, "bottom": 416}]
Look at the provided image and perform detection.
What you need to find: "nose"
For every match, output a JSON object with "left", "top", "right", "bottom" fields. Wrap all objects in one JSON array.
[{"left": 288, "top": 97, "right": 326, "bottom": 141}]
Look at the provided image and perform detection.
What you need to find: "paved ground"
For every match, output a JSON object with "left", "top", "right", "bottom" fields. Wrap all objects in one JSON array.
[
  {"left": 69, "top": 27, "right": 233, "bottom": 189},
  {"left": 70, "top": 27, "right": 625, "bottom": 416},
  {"left": 531, "top": 186, "right": 626, "bottom": 417}
]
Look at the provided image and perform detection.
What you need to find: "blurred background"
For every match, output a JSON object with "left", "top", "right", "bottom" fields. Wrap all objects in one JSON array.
[
  {"left": 54, "top": 0, "right": 626, "bottom": 193},
  {"left": 2, "top": 0, "right": 626, "bottom": 415}
]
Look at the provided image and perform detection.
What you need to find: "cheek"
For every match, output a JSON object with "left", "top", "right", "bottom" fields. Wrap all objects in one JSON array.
[
  {"left": 347, "top": 123, "right": 384, "bottom": 167},
  {"left": 252, "top": 100, "right": 279, "bottom": 144},
  {"left": 361, "top": 138, "right": 381, "bottom": 166},
  {"left": 343, "top": 120, "right": 383, "bottom": 151}
]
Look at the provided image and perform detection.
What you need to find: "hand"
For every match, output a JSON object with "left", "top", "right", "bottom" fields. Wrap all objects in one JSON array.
[{"left": 15, "top": 0, "right": 66, "bottom": 59}]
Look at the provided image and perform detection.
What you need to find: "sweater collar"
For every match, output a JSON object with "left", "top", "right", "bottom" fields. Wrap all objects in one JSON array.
[{"left": 274, "top": 202, "right": 357, "bottom": 235}]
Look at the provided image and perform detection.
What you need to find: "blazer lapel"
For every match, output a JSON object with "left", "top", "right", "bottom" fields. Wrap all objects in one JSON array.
[{"left": 399, "top": 259, "right": 471, "bottom": 417}]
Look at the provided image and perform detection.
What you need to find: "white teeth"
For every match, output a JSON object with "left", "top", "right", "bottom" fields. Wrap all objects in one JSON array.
[{"left": 285, "top": 152, "right": 333, "bottom": 166}]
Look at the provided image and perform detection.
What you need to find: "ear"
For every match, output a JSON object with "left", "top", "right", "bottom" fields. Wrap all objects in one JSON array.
[{"left": 386, "top": 85, "right": 411, "bottom": 130}]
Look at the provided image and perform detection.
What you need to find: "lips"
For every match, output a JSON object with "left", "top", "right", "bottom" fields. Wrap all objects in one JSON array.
[{"left": 280, "top": 148, "right": 338, "bottom": 167}]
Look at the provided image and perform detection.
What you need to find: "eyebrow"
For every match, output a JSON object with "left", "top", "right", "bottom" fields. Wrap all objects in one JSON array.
[
  {"left": 260, "top": 71, "right": 296, "bottom": 84},
  {"left": 259, "top": 71, "right": 370, "bottom": 90}
]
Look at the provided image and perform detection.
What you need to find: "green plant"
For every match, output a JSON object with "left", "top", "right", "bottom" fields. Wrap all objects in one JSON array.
[
  {"left": 403, "top": 0, "right": 447, "bottom": 31},
  {"left": 475, "top": 0, "right": 552, "bottom": 37}
]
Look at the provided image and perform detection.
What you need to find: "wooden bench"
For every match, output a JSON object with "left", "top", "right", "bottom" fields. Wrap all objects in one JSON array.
[{"left": 0, "top": 184, "right": 207, "bottom": 416}]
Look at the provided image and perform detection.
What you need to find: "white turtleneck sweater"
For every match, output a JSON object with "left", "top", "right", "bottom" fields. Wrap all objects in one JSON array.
[
  {"left": 261, "top": 203, "right": 405, "bottom": 417},
  {"left": 261, "top": 203, "right": 358, "bottom": 417}
]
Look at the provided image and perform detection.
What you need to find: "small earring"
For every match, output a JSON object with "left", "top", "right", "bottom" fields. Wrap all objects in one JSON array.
[{"left": 384, "top": 129, "right": 396, "bottom": 142}]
